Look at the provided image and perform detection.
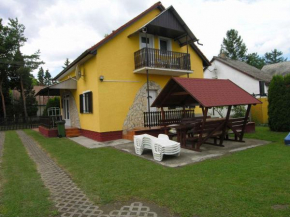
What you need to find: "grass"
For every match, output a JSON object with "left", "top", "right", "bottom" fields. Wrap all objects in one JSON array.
[
  {"left": 0, "top": 131, "right": 57, "bottom": 217},
  {"left": 23, "top": 127, "right": 290, "bottom": 217}
]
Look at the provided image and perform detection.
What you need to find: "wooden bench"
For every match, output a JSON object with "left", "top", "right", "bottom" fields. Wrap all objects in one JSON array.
[
  {"left": 187, "top": 119, "right": 226, "bottom": 150},
  {"left": 226, "top": 117, "right": 248, "bottom": 141}
]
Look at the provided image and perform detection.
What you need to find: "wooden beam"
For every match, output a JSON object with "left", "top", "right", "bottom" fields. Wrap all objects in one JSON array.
[
  {"left": 196, "top": 107, "right": 208, "bottom": 151},
  {"left": 239, "top": 104, "right": 251, "bottom": 141},
  {"left": 220, "top": 105, "right": 232, "bottom": 145},
  {"left": 171, "top": 91, "right": 189, "bottom": 96}
]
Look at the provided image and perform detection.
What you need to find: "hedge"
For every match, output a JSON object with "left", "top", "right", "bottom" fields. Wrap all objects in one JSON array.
[{"left": 268, "top": 74, "right": 290, "bottom": 131}]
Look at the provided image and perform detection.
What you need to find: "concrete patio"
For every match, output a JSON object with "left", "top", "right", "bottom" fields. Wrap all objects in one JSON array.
[{"left": 113, "top": 138, "right": 271, "bottom": 168}]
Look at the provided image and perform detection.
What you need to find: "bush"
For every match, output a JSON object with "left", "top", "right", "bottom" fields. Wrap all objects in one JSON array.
[
  {"left": 268, "top": 74, "right": 290, "bottom": 131},
  {"left": 232, "top": 105, "right": 246, "bottom": 118},
  {"left": 42, "top": 97, "right": 60, "bottom": 116}
]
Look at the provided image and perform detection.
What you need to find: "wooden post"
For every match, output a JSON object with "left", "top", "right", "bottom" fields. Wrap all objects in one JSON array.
[
  {"left": 239, "top": 104, "right": 251, "bottom": 141},
  {"left": 161, "top": 107, "right": 167, "bottom": 134},
  {"left": 183, "top": 105, "right": 186, "bottom": 118},
  {"left": 196, "top": 107, "right": 208, "bottom": 151},
  {"left": 220, "top": 105, "right": 232, "bottom": 146}
]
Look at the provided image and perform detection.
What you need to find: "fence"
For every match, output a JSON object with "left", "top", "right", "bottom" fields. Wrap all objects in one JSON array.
[{"left": 0, "top": 116, "right": 62, "bottom": 131}]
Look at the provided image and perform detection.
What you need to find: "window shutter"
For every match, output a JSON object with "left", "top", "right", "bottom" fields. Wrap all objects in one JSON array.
[
  {"left": 79, "top": 94, "right": 83, "bottom": 113},
  {"left": 88, "top": 91, "right": 93, "bottom": 113}
]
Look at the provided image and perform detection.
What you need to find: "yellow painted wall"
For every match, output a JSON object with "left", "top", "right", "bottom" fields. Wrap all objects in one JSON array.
[
  {"left": 251, "top": 97, "right": 268, "bottom": 124},
  {"left": 59, "top": 8, "right": 205, "bottom": 133}
]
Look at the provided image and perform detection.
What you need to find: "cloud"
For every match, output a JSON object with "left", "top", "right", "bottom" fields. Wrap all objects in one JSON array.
[{"left": 1, "top": 0, "right": 290, "bottom": 77}]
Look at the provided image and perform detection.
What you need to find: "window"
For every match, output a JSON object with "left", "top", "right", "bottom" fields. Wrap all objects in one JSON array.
[
  {"left": 259, "top": 81, "right": 266, "bottom": 96},
  {"left": 158, "top": 37, "right": 171, "bottom": 54},
  {"left": 80, "top": 91, "right": 93, "bottom": 113},
  {"left": 160, "top": 40, "right": 168, "bottom": 52}
]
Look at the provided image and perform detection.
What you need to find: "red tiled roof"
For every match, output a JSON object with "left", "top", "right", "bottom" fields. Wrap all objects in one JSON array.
[
  {"left": 174, "top": 78, "right": 261, "bottom": 107},
  {"left": 152, "top": 78, "right": 261, "bottom": 108}
]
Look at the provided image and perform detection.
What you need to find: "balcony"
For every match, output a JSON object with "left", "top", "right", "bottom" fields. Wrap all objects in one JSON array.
[{"left": 134, "top": 48, "right": 193, "bottom": 76}]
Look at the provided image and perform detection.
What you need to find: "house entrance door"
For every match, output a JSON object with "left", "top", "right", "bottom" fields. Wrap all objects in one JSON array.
[{"left": 63, "top": 95, "right": 71, "bottom": 126}]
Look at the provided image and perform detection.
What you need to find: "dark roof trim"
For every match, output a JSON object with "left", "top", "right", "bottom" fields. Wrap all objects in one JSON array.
[
  {"left": 54, "top": 50, "right": 94, "bottom": 80},
  {"left": 54, "top": 1, "right": 165, "bottom": 80},
  {"left": 190, "top": 43, "right": 210, "bottom": 67},
  {"left": 88, "top": 2, "right": 165, "bottom": 52}
]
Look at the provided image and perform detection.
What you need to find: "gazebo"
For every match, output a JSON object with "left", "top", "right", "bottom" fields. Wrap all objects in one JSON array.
[{"left": 151, "top": 77, "right": 261, "bottom": 151}]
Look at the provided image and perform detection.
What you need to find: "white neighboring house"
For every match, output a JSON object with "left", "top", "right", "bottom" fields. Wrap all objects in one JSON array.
[{"left": 204, "top": 56, "right": 271, "bottom": 117}]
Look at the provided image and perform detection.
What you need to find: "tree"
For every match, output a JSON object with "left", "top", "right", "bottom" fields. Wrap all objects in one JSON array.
[
  {"left": 63, "top": 58, "right": 70, "bottom": 69},
  {"left": 264, "top": 49, "right": 287, "bottom": 64},
  {"left": 37, "top": 67, "right": 44, "bottom": 85},
  {"left": 0, "top": 18, "right": 26, "bottom": 118},
  {"left": 44, "top": 69, "right": 52, "bottom": 85},
  {"left": 246, "top": 52, "right": 265, "bottom": 69},
  {"left": 220, "top": 29, "right": 247, "bottom": 61},
  {"left": 10, "top": 49, "right": 43, "bottom": 119}
]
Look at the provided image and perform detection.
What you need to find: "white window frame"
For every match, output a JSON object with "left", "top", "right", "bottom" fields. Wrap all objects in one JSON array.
[
  {"left": 82, "top": 90, "right": 91, "bottom": 114},
  {"left": 158, "top": 36, "right": 172, "bottom": 52},
  {"left": 139, "top": 33, "right": 155, "bottom": 49}
]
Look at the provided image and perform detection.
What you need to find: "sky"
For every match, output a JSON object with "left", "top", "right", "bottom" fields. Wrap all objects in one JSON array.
[{"left": 1, "top": 0, "right": 290, "bottom": 78}]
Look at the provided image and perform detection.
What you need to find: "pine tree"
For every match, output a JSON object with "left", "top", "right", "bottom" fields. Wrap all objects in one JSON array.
[
  {"left": 220, "top": 29, "right": 247, "bottom": 61},
  {"left": 246, "top": 53, "right": 265, "bottom": 69},
  {"left": 44, "top": 69, "right": 52, "bottom": 85},
  {"left": 37, "top": 67, "right": 44, "bottom": 85},
  {"left": 264, "top": 49, "right": 287, "bottom": 64},
  {"left": 63, "top": 58, "right": 70, "bottom": 69}
]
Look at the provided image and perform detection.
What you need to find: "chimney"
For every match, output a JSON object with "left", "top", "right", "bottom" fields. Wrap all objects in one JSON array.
[{"left": 219, "top": 52, "right": 227, "bottom": 59}]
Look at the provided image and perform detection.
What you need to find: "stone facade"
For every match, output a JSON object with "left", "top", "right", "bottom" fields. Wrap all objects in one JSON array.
[{"left": 122, "top": 81, "right": 162, "bottom": 134}]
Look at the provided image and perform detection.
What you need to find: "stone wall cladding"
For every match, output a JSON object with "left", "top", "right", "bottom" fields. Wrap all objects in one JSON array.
[
  {"left": 122, "top": 81, "right": 162, "bottom": 134},
  {"left": 80, "top": 129, "right": 123, "bottom": 142},
  {"left": 39, "top": 126, "right": 58, "bottom": 137}
]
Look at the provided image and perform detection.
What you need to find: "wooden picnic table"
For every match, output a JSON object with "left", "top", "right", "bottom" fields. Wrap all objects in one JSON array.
[{"left": 166, "top": 117, "right": 227, "bottom": 150}]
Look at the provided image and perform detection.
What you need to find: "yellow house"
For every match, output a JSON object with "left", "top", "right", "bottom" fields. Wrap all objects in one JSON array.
[{"left": 37, "top": 2, "right": 210, "bottom": 141}]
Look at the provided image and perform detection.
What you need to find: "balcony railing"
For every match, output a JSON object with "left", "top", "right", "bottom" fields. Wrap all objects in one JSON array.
[{"left": 134, "top": 48, "right": 191, "bottom": 71}]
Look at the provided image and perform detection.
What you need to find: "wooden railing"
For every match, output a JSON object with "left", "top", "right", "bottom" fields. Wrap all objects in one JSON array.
[
  {"left": 143, "top": 110, "right": 195, "bottom": 127},
  {"left": 134, "top": 48, "right": 191, "bottom": 70}
]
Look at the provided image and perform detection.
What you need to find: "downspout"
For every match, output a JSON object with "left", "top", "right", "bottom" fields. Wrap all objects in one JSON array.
[
  {"left": 186, "top": 35, "right": 189, "bottom": 78},
  {"left": 144, "top": 27, "right": 151, "bottom": 129}
]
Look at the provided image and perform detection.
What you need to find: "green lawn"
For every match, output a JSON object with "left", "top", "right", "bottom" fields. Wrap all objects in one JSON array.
[
  {"left": 24, "top": 127, "right": 290, "bottom": 217},
  {"left": 0, "top": 131, "right": 57, "bottom": 217}
]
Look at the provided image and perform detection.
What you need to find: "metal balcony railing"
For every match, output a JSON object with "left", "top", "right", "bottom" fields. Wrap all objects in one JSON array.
[{"left": 134, "top": 48, "right": 191, "bottom": 71}]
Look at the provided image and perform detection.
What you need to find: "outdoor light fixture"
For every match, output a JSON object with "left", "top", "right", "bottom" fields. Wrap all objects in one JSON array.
[
  {"left": 142, "top": 27, "right": 147, "bottom": 33},
  {"left": 99, "top": 75, "right": 104, "bottom": 82}
]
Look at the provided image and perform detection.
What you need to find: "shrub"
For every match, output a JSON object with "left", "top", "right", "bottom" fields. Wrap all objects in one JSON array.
[
  {"left": 268, "top": 74, "right": 290, "bottom": 131},
  {"left": 232, "top": 105, "right": 246, "bottom": 118},
  {"left": 42, "top": 97, "right": 60, "bottom": 116}
]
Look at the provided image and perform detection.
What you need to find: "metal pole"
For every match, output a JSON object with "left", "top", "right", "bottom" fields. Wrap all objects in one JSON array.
[
  {"left": 145, "top": 29, "right": 151, "bottom": 129},
  {"left": 186, "top": 35, "right": 189, "bottom": 78}
]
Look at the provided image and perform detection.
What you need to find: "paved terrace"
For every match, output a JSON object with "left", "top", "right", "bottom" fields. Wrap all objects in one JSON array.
[
  {"left": 69, "top": 135, "right": 270, "bottom": 168},
  {"left": 113, "top": 138, "right": 270, "bottom": 168}
]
